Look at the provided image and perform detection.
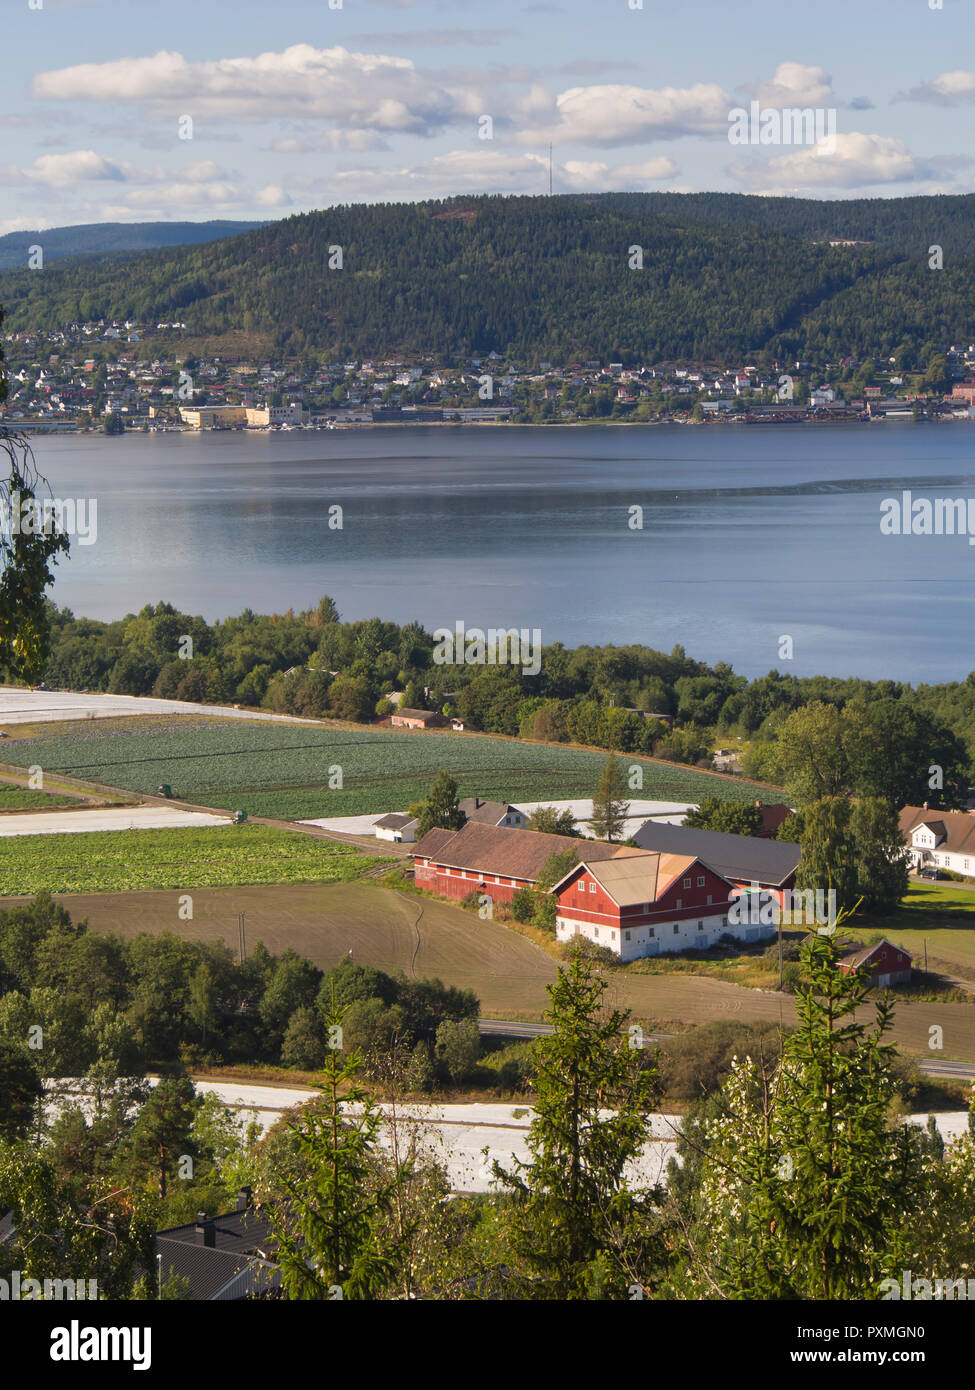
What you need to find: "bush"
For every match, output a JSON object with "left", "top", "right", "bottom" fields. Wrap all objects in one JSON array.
[
  {"left": 434, "top": 1018, "right": 481, "bottom": 1083},
  {"left": 657, "top": 1020, "right": 786, "bottom": 1100},
  {"left": 562, "top": 937, "right": 618, "bottom": 967},
  {"left": 510, "top": 886, "right": 536, "bottom": 923},
  {"left": 780, "top": 961, "right": 802, "bottom": 993}
]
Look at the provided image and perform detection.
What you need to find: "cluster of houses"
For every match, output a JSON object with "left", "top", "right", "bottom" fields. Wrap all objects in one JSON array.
[
  {"left": 402, "top": 799, "right": 912, "bottom": 985},
  {"left": 6, "top": 325, "right": 975, "bottom": 430}
]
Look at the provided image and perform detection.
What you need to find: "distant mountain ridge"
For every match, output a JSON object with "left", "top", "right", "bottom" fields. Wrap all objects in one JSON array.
[
  {"left": 1, "top": 192, "right": 973, "bottom": 362},
  {"left": 0, "top": 220, "right": 265, "bottom": 272}
]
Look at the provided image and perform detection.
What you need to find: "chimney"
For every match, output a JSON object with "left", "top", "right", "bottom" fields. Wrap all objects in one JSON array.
[
  {"left": 195, "top": 1212, "right": 215, "bottom": 1248},
  {"left": 236, "top": 1186, "right": 252, "bottom": 1212},
  {"left": 923, "top": 801, "right": 928, "bottom": 810}
]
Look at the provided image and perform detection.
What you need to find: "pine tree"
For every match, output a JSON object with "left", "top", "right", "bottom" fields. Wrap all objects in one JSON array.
[
  {"left": 590, "top": 753, "right": 630, "bottom": 843},
  {"left": 493, "top": 951, "right": 662, "bottom": 1298}
]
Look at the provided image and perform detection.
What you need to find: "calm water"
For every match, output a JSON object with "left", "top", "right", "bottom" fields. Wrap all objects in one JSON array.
[{"left": 26, "top": 422, "right": 975, "bottom": 683}]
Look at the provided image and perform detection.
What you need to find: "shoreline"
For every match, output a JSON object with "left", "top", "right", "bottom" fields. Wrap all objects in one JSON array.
[{"left": 7, "top": 414, "right": 971, "bottom": 436}]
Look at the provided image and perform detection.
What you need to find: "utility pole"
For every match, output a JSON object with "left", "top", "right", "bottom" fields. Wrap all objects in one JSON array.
[{"left": 238, "top": 911, "right": 247, "bottom": 964}]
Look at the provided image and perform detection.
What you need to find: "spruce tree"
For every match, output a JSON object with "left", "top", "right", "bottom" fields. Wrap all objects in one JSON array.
[
  {"left": 493, "top": 951, "right": 662, "bottom": 1298},
  {"left": 265, "top": 1002, "right": 407, "bottom": 1300},
  {"left": 590, "top": 753, "right": 630, "bottom": 843},
  {"left": 670, "top": 930, "right": 923, "bottom": 1299}
]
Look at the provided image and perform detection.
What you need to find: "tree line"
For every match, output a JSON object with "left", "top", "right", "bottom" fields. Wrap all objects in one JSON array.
[{"left": 35, "top": 598, "right": 975, "bottom": 799}]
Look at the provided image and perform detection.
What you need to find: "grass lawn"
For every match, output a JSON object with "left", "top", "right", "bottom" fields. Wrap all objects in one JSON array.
[
  {"left": 0, "top": 714, "right": 782, "bottom": 820},
  {"left": 0, "top": 825, "right": 380, "bottom": 895},
  {"left": 850, "top": 883, "right": 975, "bottom": 979}
]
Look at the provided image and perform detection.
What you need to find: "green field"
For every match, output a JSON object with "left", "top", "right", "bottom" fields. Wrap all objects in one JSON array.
[
  {"left": 0, "top": 783, "right": 77, "bottom": 809},
  {"left": 0, "top": 824, "right": 378, "bottom": 895},
  {"left": 851, "top": 882, "right": 975, "bottom": 978},
  {"left": 2, "top": 716, "right": 781, "bottom": 820}
]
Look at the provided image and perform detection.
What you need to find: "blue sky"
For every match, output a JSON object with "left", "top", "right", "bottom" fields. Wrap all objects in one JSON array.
[{"left": 1, "top": 0, "right": 973, "bottom": 231}]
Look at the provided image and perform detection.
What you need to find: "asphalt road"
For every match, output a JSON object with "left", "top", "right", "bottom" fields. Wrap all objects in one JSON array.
[{"left": 479, "top": 1020, "right": 975, "bottom": 1082}]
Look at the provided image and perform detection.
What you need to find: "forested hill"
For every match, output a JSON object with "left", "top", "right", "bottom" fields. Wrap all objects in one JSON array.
[
  {"left": 0, "top": 220, "right": 265, "bottom": 272},
  {"left": 2, "top": 192, "right": 973, "bottom": 363}
]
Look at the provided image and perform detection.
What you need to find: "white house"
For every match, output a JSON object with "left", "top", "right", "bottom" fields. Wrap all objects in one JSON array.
[{"left": 899, "top": 804, "right": 975, "bottom": 875}]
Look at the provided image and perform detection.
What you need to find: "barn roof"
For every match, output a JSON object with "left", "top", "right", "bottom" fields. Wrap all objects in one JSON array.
[
  {"left": 412, "top": 822, "right": 622, "bottom": 882},
  {"left": 632, "top": 821, "right": 800, "bottom": 886},
  {"left": 576, "top": 851, "right": 702, "bottom": 907}
]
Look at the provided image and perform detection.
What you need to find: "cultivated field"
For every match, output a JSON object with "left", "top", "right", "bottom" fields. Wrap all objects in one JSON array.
[
  {"left": 1, "top": 714, "right": 780, "bottom": 821},
  {"left": 0, "top": 783, "right": 76, "bottom": 809},
  {"left": 0, "top": 825, "right": 377, "bottom": 895}
]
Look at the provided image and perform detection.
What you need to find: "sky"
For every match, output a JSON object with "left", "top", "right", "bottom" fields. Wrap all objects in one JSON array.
[{"left": 1, "top": 0, "right": 974, "bottom": 232}]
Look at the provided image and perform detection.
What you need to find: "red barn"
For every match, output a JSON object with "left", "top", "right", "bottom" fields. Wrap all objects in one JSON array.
[
  {"left": 840, "top": 939, "right": 912, "bottom": 988},
  {"left": 551, "top": 852, "right": 742, "bottom": 962},
  {"left": 412, "top": 823, "right": 621, "bottom": 905}
]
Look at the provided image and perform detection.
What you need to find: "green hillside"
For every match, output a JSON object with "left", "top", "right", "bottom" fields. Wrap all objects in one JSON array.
[{"left": 1, "top": 192, "right": 972, "bottom": 363}]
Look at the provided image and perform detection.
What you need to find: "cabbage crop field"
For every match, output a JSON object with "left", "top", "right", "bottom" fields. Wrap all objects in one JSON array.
[
  {"left": 2, "top": 715, "right": 780, "bottom": 821},
  {"left": 0, "top": 823, "right": 374, "bottom": 895}
]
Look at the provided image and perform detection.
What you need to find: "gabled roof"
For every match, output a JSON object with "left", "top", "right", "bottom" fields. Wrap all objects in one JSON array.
[
  {"left": 412, "top": 822, "right": 621, "bottom": 882},
  {"left": 573, "top": 851, "right": 702, "bottom": 907},
  {"left": 900, "top": 805, "right": 975, "bottom": 854},
  {"left": 631, "top": 821, "right": 800, "bottom": 886},
  {"left": 840, "top": 938, "right": 912, "bottom": 970},
  {"left": 154, "top": 1206, "right": 276, "bottom": 1301},
  {"left": 155, "top": 1238, "right": 263, "bottom": 1301},
  {"left": 393, "top": 707, "right": 439, "bottom": 722},
  {"left": 413, "top": 826, "right": 457, "bottom": 860}
]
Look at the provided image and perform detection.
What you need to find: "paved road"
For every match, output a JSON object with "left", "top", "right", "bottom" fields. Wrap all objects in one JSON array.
[
  {"left": 479, "top": 1018, "right": 672, "bottom": 1042},
  {"left": 919, "top": 1058, "right": 975, "bottom": 1082},
  {"left": 479, "top": 1020, "right": 975, "bottom": 1082}
]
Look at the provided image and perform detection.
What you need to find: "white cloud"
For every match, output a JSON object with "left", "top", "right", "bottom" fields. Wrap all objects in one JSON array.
[
  {"left": 32, "top": 44, "right": 478, "bottom": 134},
  {"left": 17, "top": 150, "right": 126, "bottom": 186},
  {"left": 900, "top": 69, "right": 975, "bottom": 104},
  {"left": 255, "top": 185, "right": 291, "bottom": 206},
  {"left": 731, "top": 132, "right": 931, "bottom": 191},
  {"left": 271, "top": 130, "right": 389, "bottom": 154},
  {"left": 122, "top": 182, "right": 250, "bottom": 208},
  {"left": 744, "top": 61, "right": 834, "bottom": 108},
  {"left": 561, "top": 156, "right": 678, "bottom": 189},
  {"left": 305, "top": 148, "right": 677, "bottom": 200},
  {"left": 515, "top": 81, "right": 731, "bottom": 146}
]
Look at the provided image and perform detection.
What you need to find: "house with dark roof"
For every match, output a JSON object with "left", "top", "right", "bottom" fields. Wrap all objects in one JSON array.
[
  {"left": 899, "top": 805, "right": 975, "bottom": 875},
  {"left": 412, "top": 823, "right": 621, "bottom": 905},
  {"left": 631, "top": 821, "right": 800, "bottom": 906},
  {"left": 840, "top": 938, "right": 912, "bottom": 988},
  {"left": 374, "top": 812, "right": 418, "bottom": 843},
  {"left": 458, "top": 797, "right": 526, "bottom": 829},
  {"left": 154, "top": 1189, "right": 279, "bottom": 1301}
]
